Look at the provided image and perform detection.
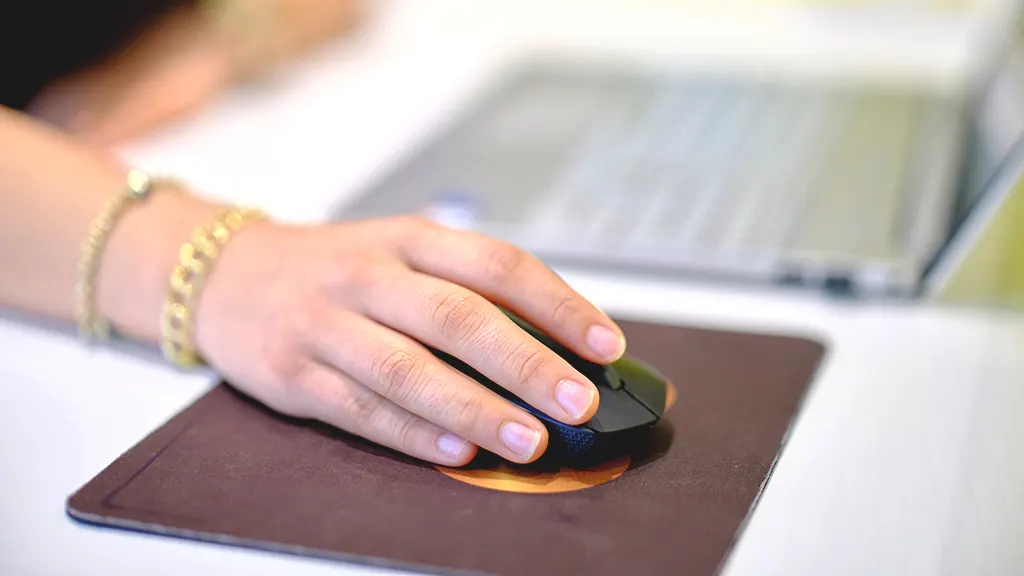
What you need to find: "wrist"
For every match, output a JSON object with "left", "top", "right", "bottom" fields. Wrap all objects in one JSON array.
[
  {"left": 190, "top": 215, "right": 282, "bottom": 368},
  {"left": 95, "top": 182, "right": 224, "bottom": 345}
]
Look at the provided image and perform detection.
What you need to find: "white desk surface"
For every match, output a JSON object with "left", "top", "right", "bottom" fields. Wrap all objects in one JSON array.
[{"left": 2, "top": 2, "right": 1022, "bottom": 575}]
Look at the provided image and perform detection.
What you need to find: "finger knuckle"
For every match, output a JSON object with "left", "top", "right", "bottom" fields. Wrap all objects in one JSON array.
[
  {"left": 272, "top": 358, "right": 346, "bottom": 420},
  {"left": 343, "top": 388, "right": 382, "bottom": 432},
  {"left": 549, "top": 294, "right": 579, "bottom": 325},
  {"left": 428, "top": 289, "right": 490, "bottom": 346},
  {"left": 331, "top": 253, "right": 383, "bottom": 290},
  {"left": 284, "top": 300, "right": 321, "bottom": 343},
  {"left": 391, "top": 214, "right": 437, "bottom": 243},
  {"left": 392, "top": 415, "right": 421, "bottom": 452},
  {"left": 263, "top": 353, "right": 317, "bottom": 413},
  {"left": 398, "top": 214, "right": 435, "bottom": 230},
  {"left": 478, "top": 240, "right": 524, "bottom": 282},
  {"left": 262, "top": 336, "right": 309, "bottom": 390},
  {"left": 289, "top": 357, "right": 323, "bottom": 394},
  {"left": 371, "top": 346, "right": 427, "bottom": 402},
  {"left": 293, "top": 364, "right": 341, "bottom": 405},
  {"left": 451, "top": 394, "right": 484, "bottom": 433},
  {"left": 503, "top": 343, "right": 548, "bottom": 387},
  {"left": 276, "top": 300, "right": 333, "bottom": 359}
]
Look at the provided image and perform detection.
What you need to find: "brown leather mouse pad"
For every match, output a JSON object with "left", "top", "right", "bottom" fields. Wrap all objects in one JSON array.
[{"left": 67, "top": 319, "right": 827, "bottom": 576}]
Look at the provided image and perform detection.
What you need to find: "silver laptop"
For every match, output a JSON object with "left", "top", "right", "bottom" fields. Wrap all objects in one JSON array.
[{"left": 332, "top": 50, "right": 1024, "bottom": 298}]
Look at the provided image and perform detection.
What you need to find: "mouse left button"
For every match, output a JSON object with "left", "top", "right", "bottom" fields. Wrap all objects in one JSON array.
[{"left": 613, "top": 356, "right": 668, "bottom": 417}]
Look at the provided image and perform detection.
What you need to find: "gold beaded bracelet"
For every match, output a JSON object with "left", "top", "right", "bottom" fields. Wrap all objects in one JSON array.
[
  {"left": 75, "top": 170, "right": 156, "bottom": 342},
  {"left": 160, "top": 206, "right": 267, "bottom": 368}
]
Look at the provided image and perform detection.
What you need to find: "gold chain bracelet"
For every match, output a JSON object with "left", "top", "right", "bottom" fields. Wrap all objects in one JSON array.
[
  {"left": 160, "top": 206, "right": 267, "bottom": 368},
  {"left": 75, "top": 170, "right": 156, "bottom": 342}
]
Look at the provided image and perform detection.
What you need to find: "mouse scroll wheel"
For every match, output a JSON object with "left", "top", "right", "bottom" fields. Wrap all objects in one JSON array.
[{"left": 603, "top": 365, "right": 625, "bottom": 390}]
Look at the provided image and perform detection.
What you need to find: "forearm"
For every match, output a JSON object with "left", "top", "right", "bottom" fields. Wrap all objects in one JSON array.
[{"left": 0, "top": 106, "right": 221, "bottom": 343}]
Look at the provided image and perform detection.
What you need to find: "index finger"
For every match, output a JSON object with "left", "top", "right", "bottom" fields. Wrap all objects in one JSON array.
[{"left": 393, "top": 218, "right": 626, "bottom": 364}]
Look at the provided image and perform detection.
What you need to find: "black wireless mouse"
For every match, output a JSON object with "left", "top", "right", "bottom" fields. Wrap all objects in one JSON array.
[{"left": 429, "top": 312, "right": 669, "bottom": 466}]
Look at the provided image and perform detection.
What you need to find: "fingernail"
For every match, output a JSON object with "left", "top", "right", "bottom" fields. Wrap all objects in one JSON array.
[
  {"left": 437, "top": 432, "right": 469, "bottom": 460},
  {"left": 587, "top": 324, "right": 625, "bottom": 360},
  {"left": 500, "top": 421, "right": 542, "bottom": 460},
  {"left": 556, "top": 379, "right": 596, "bottom": 419}
]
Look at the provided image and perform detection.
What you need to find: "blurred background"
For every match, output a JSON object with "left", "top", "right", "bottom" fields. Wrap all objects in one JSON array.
[{"left": 9, "top": 0, "right": 1024, "bottom": 309}]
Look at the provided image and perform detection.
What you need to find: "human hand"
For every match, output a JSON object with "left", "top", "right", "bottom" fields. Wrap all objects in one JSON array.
[{"left": 194, "top": 216, "right": 627, "bottom": 466}]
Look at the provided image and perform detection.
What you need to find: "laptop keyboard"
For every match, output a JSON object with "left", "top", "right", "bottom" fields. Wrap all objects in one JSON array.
[
  {"left": 332, "top": 65, "right": 964, "bottom": 295},
  {"left": 521, "top": 80, "right": 919, "bottom": 261}
]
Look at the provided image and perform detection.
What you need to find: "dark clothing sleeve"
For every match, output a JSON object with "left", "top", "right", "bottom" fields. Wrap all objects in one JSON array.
[{"left": 0, "top": 0, "right": 195, "bottom": 110}]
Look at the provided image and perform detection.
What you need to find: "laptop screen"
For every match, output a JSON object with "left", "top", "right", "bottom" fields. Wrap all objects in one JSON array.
[
  {"left": 924, "top": 38, "right": 1024, "bottom": 294},
  {"left": 956, "top": 41, "right": 1024, "bottom": 221}
]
